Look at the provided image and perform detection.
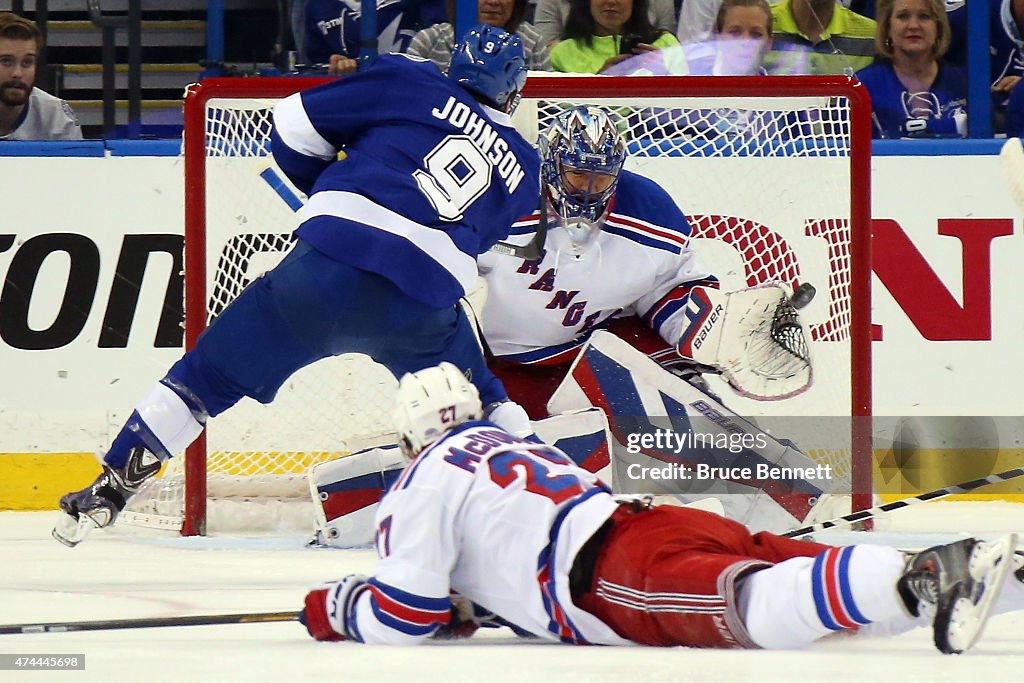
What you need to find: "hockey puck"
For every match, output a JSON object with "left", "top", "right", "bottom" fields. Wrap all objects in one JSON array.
[{"left": 789, "top": 282, "right": 816, "bottom": 310}]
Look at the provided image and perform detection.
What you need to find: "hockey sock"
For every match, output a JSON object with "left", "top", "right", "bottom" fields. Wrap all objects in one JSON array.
[
  {"left": 104, "top": 378, "right": 207, "bottom": 468},
  {"left": 737, "top": 545, "right": 909, "bottom": 648}
]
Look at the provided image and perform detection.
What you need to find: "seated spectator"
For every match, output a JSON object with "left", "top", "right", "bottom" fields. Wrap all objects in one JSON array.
[
  {"left": 0, "top": 12, "right": 81, "bottom": 140},
  {"left": 856, "top": 0, "right": 966, "bottom": 138},
  {"left": 860, "top": 0, "right": 1022, "bottom": 127},
  {"left": 711, "top": 0, "right": 773, "bottom": 73},
  {"left": 535, "top": 0, "right": 676, "bottom": 49},
  {"left": 303, "top": 0, "right": 447, "bottom": 75},
  {"left": 605, "top": 0, "right": 771, "bottom": 75},
  {"left": 676, "top": 0, "right": 725, "bottom": 45},
  {"left": 549, "top": 0, "right": 680, "bottom": 73},
  {"left": 766, "top": 0, "right": 876, "bottom": 74},
  {"left": 988, "top": 0, "right": 1024, "bottom": 129},
  {"left": 1004, "top": 78, "right": 1024, "bottom": 136},
  {"left": 407, "top": 0, "right": 552, "bottom": 71}
]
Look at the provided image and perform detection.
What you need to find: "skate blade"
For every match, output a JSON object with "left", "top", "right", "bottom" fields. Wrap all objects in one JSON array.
[
  {"left": 52, "top": 512, "right": 98, "bottom": 548},
  {"left": 941, "top": 533, "right": 1017, "bottom": 654}
]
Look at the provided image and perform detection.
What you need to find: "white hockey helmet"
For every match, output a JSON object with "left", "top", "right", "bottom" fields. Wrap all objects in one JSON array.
[{"left": 393, "top": 362, "right": 483, "bottom": 459}]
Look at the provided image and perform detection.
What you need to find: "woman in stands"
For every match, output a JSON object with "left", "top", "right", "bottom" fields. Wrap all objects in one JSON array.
[
  {"left": 407, "top": 0, "right": 552, "bottom": 71},
  {"left": 596, "top": 0, "right": 771, "bottom": 76},
  {"left": 855, "top": 0, "right": 967, "bottom": 138},
  {"left": 549, "top": 0, "right": 679, "bottom": 73}
]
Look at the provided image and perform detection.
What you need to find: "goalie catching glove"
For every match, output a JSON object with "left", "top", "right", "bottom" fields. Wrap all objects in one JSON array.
[{"left": 676, "top": 284, "right": 813, "bottom": 400}]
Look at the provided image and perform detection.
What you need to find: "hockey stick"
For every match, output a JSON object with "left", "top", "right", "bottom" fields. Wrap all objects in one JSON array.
[
  {"left": 784, "top": 464, "right": 1024, "bottom": 538},
  {"left": 0, "top": 611, "right": 300, "bottom": 635},
  {"left": 490, "top": 194, "right": 549, "bottom": 261},
  {"left": 1000, "top": 137, "right": 1024, "bottom": 213}
]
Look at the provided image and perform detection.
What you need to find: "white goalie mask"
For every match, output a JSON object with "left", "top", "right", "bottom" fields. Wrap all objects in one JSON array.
[
  {"left": 539, "top": 106, "right": 627, "bottom": 251},
  {"left": 393, "top": 362, "right": 483, "bottom": 459}
]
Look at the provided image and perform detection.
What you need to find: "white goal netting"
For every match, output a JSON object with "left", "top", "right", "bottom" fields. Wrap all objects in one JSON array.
[{"left": 121, "top": 75, "right": 871, "bottom": 535}]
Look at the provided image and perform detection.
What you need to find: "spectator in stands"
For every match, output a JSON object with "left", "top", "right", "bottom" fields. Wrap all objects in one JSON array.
[
  {"left": 856, "top": 0, "right": 1023, "bottom": 132},
  {"left": 712, "top": 0, "right": 773, "bottom": 73},
  {"left": 303, "top": 0, "right": 447, "bottom": 75},
  {"left": 766, "top": 0, "right": 876, "bottom": 74},
  {"left": 855, "top": 0, "right": 966, "bottom": 138},
  {"left": 1003, "top": 79, "right": 1024, "bottom": 136},
  {"left": 549, "top": 0, "right": 680, "bottom": 73},
  {"left": 0, "top": 13, "right": 81, "bottom": 140},
  {"left": 989, "top": 0, "right": 1024, "bottom": 131},
  {"left": 407, "top": 0, "right": 552, "bottom": 71},
  {"left": 535, "top": 0, "right": 676, "bottom": 49},
  {"left": 676, "top": 0, "right": 726, "bottom": 46},
  {"left": 604, "top": 0, "right": 771, "bottom": 75},
  {"left": 289, "top": 0, "right": 308, "bottom": 64}
]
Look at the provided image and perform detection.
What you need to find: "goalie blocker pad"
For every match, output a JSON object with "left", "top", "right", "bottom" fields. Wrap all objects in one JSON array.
[
  {"left": 548, "top": 331, "right": 846, "bottom": 534},
  {"left": 678, "top": 284, "right": 812, "bottom": 401},
  {"left": 309, "top": 408, "right": 613, "bottom": 548}
]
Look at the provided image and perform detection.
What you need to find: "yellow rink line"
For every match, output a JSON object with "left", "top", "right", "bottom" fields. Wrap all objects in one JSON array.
[{"left": 2, "top": 450, "right": 1022, "bottom": 510}]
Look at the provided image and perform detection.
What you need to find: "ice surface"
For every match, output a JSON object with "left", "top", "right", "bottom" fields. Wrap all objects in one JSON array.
[{"left": 3, "top": 502, "right": 1024, "bottom": 682}]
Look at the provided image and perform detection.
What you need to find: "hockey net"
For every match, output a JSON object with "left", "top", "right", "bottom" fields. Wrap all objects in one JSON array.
[{"left": 120, "top": 75, "right": 872, "bottom": 536}]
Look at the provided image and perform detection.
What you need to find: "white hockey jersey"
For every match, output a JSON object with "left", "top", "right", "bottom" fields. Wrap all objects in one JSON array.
[
  {"left": 0, "top": 88, "right": 82, "bottom": 140},
  {"left": 348, "top": 420, "right": 632, "bottom": 646},
  {"left": 478, "top": 169, "right": 717, "bottom": 364}
]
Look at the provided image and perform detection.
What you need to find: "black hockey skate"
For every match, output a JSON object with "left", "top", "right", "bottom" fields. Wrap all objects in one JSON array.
[
  {"left": 898, "top": 534, "right": 1017, "bottom": 654},
  {"left": 52, "top": 447, "right": 162, "bottom": 548}
]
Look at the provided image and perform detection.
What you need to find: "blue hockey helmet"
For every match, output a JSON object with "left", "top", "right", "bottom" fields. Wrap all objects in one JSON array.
[
  {"left": 448, "top": 24, "right": 527, "bottom": 111},
  {"left": 539, "top": 106, "right": 627, "bottom": 248}
]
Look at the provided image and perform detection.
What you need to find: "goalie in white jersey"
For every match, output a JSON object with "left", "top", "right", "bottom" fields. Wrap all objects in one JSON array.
[
  {"left": 300, "top": 363, "right": 1022, "bottom": 654},
  {"left": 478, "top": 104, "right": 720, "bottom": 417}
]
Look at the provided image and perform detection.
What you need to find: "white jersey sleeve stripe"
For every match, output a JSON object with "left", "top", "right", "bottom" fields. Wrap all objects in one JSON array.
[
  {"left": 366, "top": 582, "right": 450, "bottom": 635},
  {"left": 301, "top": 190, "right": 478, "bottom": 296},
  {"left": 605, "top": 215, "right": 690, "bottom": 253},
  {"left": 272, "top": 93, "right": 338, "bottom": 161}
]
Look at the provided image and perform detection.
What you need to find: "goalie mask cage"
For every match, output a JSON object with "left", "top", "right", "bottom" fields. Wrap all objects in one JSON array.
[{"left": 121, "top": 75, "right": 872, "bottom": 536}]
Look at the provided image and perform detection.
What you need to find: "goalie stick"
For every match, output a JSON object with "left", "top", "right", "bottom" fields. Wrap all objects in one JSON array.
[
  {"left": 783, "top": 463, "right": 1024, "bottom": 538},
  {"left": 0, "top": 611, "right": 300, "bottom": 635}
]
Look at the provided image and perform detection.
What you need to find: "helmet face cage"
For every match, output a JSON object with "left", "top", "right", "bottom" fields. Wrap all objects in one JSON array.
[
  {"left": 448, "top": 24, "right": 528, "bottom": 111},
  {"left": 393, "top": 363, "right": 483, "bottom": 459},
  {"left": 540, "top": 106, "right": 627, "bottom": 247}
]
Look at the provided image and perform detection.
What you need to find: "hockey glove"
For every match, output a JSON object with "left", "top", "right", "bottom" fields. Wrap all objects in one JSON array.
[{"left": 300, "top": 574, "right": 370, "bottom": 641}]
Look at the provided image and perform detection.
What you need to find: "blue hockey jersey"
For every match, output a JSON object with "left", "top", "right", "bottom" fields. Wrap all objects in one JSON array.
[
  {"left": 304, "top": 0, "right": 447, "bottom": 64},
  {"left": 270, "top": 54, "right": 541, "bottom": 308},
  {"left": 856, "top": 61, "right": 967, "bottom": 138}
]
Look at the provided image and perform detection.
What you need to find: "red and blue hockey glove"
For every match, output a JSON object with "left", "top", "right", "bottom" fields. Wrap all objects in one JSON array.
[{"left": 300, "top": 574, "right": 370, "bottom": 641}]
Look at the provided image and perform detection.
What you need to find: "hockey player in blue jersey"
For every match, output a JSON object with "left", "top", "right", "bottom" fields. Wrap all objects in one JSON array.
[{"left": 52, "top": 24, "right": 541, "bottom": 547}]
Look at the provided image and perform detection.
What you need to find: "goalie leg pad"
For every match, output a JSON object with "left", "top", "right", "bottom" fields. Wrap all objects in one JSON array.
[
  {"left": 309, "top": 411, "right": 614, "bottom": 548},
  {"left": 549, "top": 331, "right": 834, "bottom": 533},
  {"left": 531, "top": 407, "right": 613, "bottom": 482},
  {"left": 309, "top": 445, "right": 407, "bottom": 548}
]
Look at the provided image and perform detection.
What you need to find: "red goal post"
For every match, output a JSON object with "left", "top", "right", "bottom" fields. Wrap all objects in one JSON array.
[{"left": 165, "top": 74, "right": 873, "bottom": 537}]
